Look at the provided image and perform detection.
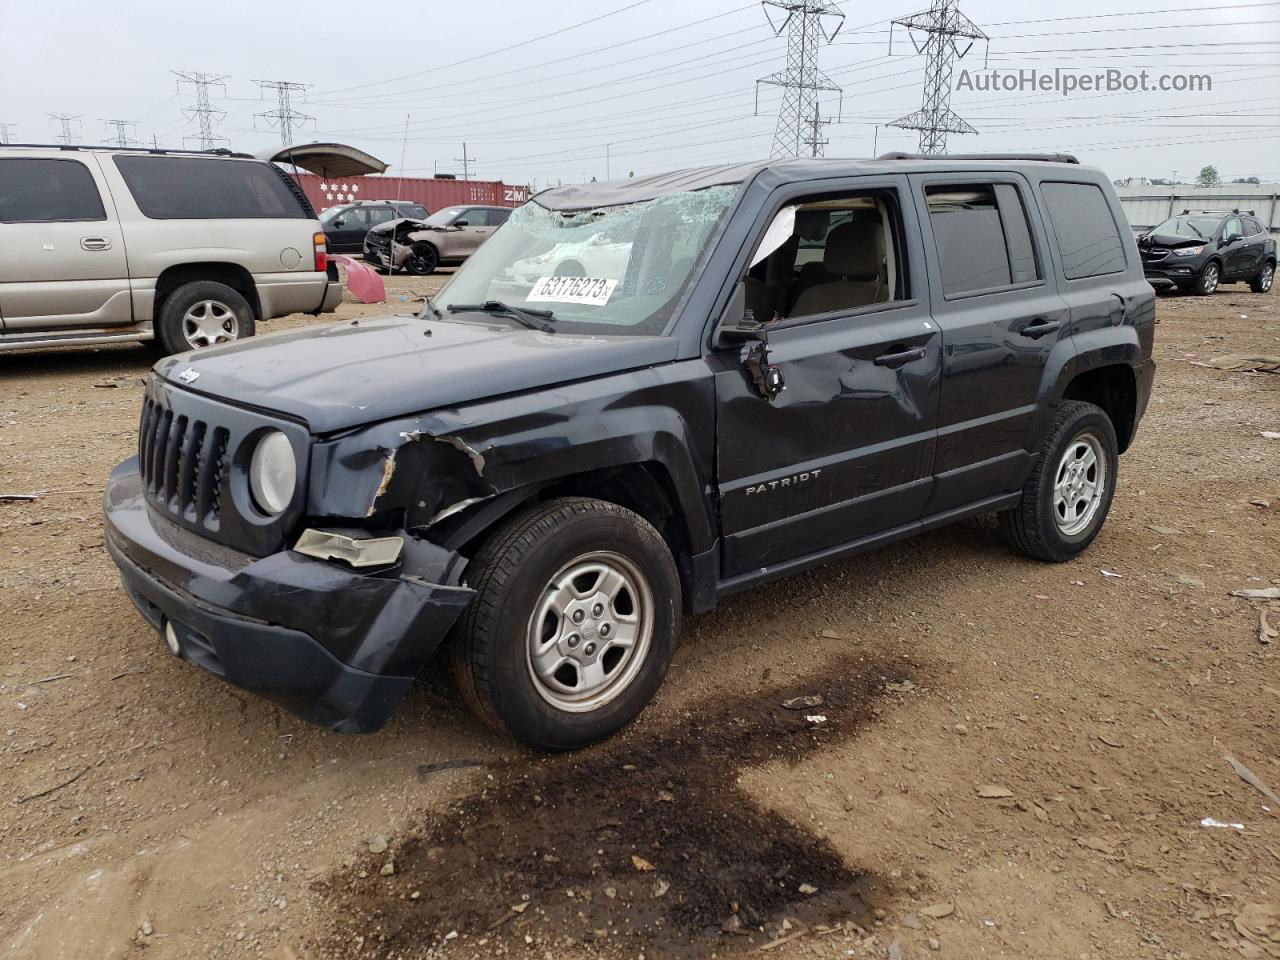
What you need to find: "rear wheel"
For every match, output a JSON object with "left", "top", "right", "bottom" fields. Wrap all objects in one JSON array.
[
  {"left": 1251, "top": 260, "right": 1275, "bottom": 294},
  {"left": 405, "top": 243, "right": 438, "bottom": 275},
  {"left": 156, "top": 281, "right": 255, "bottom": 355},
  {"left": 451, "top": 497, "right": 681, "bottom": 750},
  {"left": 1000, "top": 400, "right": 1119, "bottom": 562},
  {"left": 1194, "top": 261, "right": 1220, "bottom": 296}
]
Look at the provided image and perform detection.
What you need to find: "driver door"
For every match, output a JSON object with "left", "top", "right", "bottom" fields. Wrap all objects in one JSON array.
[{"left": 711, "top": 178, "right": 942, "bottom": 582}]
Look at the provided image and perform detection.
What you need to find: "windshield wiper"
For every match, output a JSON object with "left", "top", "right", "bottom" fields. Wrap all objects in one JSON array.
[{"left": 447, "top": 300, "right": 555, "bottom": 333}]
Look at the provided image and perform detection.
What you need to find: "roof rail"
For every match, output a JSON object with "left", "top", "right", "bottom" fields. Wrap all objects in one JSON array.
[
  {"left": 1180, "top": 208, "right": 1256, "bottom": 216},
  {"left": 0, "top": 143, "right": 255, "bottom": 160},
  {"left": 877, "top": 151, "right": 1080, "bottom": 164}
]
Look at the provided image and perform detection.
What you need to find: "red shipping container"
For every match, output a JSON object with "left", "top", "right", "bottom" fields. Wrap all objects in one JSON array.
[{"left": 290, "top": 173, "right": 529, "bottom": 214}]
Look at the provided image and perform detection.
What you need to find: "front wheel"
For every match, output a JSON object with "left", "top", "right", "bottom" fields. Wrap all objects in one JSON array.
[
  {"left": 1251, "top": 260, "right": 1275, "bottom": 294},
  {"left": 451, "top": 497, "right": 681, "bottom": 750},
  {"left": 404, "top": 243, "right": 438, "bottom": 275},
  {"left": 1194, "top": 261, "right": 1220, "bottom": 296},
  {"left": 1000, "top": 400, "right": 1119, "bottom": 562}
]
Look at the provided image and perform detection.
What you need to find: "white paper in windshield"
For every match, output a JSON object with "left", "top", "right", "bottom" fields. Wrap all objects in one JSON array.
[{"left": 527, "top": 276, "right": 617, "bottom": 306}]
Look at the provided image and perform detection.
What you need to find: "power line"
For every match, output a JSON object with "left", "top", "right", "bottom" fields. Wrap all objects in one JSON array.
[
  {"left": 253, "top": 80, "right": 313, "bottom": 147},
  {"left": 47, "top": 114, "right": 82, "bottom": 145},
  {"left": 172, "top": 70, "right": 229, "bottom": 150},
  {"left": 101, "top": 119, "right": 140, "bottom": 148},
  {"left": 887, "top": 0, "right": 988, "bottom": 155},
  {"left": 756, "top": 0, "right": 846, "bottom": 159}
]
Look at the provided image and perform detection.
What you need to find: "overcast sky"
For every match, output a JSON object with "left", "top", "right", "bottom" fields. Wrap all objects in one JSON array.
[{"left": 1, "top": 0, "right": 1277, "bottom": 186}]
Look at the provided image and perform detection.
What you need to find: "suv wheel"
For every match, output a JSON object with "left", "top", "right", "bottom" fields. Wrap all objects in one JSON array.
[
  {"left": 1194, "top": 261, "right": 1220, "bottom": 296},
  {"left": 1251, "top": 260, "right": 1275, "bottom": 294},
  {"left": 157, "top": 281, "right": 255, "bottom": 354},
  {"left": 1000, "top": 400, "right": 1119, "bottom": 562},
  {"left": 405, "top": 243, "right": 438, "bottom": 275},
  {"left": 451, "top": 497, "right": 681, "bottom": 750}
]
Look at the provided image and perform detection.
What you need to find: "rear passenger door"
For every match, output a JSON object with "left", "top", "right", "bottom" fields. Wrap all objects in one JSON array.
[
  {"left": 0, "top": 152, "right": 132, "bottom": 331},
  {"left": 910, "top": 175, "right": 1071, "bottom": 515}
]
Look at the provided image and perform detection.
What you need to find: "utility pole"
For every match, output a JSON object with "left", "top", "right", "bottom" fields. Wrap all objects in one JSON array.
[
  {"left": 102, "top": 119, "right": 140, "bottom": 148},
  {"left": 605, "top": 143, "right": 611, "bottom": 181},
  {"left": 454, "top": 142, "right": 473, "bottom": 180},
  {"left": 756, "top": 0, "right": 845, "bottom": 160},
  {"left": 0, "top": 122, "right": 16, "bottom": 145},
  {"left": 253, "top": 79, "right": 313, "bottom": 148},
  {"left": 47, "top": 114, "right": 82, "bottom": 145},
  {"left": 887, "top": 0, "right": 988, "bottom": 156},
  {"left": 172, "top": 70, "right": 229, "bottom": 150}
]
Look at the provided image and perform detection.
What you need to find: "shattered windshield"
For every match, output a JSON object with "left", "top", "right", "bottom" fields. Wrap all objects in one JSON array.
[{"left": 433, "top": 185, "right": 738, "bottom": 336}]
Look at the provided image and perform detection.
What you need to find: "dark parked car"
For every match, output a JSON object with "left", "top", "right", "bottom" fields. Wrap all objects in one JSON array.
[
  {"left": 104, "top": 153, "right": 1155, "bottom": 749},
  {"left": 319, "top": 200, "right": 430, "bottom": 252},
  {"left": 1138, "top": 209, "right": 1275, "bottom": 295}
]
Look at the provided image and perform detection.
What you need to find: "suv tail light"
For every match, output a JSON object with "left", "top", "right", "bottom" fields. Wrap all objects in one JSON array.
[{"left": 313, "top": 232, "right": 327, "bottom": 272}]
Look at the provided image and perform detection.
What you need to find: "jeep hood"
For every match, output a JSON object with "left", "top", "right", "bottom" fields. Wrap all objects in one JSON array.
[{"left": 154, "top": 315, "right": 678, "bottom": 434}]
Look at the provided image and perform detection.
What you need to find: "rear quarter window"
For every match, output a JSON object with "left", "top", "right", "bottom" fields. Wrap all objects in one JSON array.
[
  {"left": 113, "top": 155, "right": 308, "bottom": 220},
  {"left": 1040, "top": 181, "right": 1127, "bottom": 280}
]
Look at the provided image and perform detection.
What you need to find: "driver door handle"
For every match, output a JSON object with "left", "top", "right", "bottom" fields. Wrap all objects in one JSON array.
[
  {"left": 874, "top": 346, "right": 927, "bottom": 368},
  {"left": 80, "top": 236, "right": 112, "bottom": 251},
  {"left": 1018, "top": 319, "right": 1060, "bottom": 339}
]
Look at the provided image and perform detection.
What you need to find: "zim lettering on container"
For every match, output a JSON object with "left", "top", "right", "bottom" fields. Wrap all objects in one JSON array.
[{"left": 527, "top": 276, "right": 618, "bottom": 306}]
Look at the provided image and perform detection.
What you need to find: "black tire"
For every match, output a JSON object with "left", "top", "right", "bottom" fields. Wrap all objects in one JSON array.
[
  {"left": 1000, "top": 400, "right": 1119, "bottom": 563},
  {"left": 450, "top": 497, "right": 681, "bottom": 750},
  {"left": 1193, "top": 261, "right": 1220, "bottom": 296},
  {"left": 1250, "top": 259, "right": 1275, "bottom": 294},
  {"left": 404, "top": 243, "right": 438, "bottom": 276},
  {"left": 156, "top": 281, "right": 255, "bottom": 355}
]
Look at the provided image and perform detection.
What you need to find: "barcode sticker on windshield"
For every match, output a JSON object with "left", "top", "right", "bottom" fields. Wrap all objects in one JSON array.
[{"left": 527, "top": 276, "right": 617, "bottom": 306}]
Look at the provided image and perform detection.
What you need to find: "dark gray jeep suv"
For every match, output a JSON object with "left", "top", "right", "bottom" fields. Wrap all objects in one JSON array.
[{"left": 104, "top": 153, "right": 1155, "bottom": 749}]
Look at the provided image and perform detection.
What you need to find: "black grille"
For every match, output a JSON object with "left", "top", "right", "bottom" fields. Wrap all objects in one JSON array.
[
  {"left": 1141, "top": 248, "right": 1170, "bottom": 262},
  {"left": 139, "top": 397, "right": 229, "bottom": 531}
]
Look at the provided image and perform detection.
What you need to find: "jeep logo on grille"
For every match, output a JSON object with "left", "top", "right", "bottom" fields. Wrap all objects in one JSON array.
[{"left": 177, "top": 367, "right": 200, "bottom": 384}]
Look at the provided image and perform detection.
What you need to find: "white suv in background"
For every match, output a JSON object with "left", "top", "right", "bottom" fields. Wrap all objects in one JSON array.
[{"left": 0, "top": 145, "right": 343, "bottom": 355}]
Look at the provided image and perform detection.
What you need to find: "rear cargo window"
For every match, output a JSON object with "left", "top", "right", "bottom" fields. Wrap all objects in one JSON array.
[
  {"left": 113, "top": 155, "right": 308, "bottom": 219},
  {"left": 1040, "top": 181, "right": 1126, "bottom": 279},
  {"left": 0, "top": 158, "right": 106, "bottom": 223}
]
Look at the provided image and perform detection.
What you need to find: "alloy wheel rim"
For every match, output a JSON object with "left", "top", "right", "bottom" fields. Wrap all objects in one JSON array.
[
  {"left": 182, "top": 300, "right": 239, "bottom": 349},
  {"left": 1203, "top": 265, "right": 1219, "bottom": 293},
  {"left": 1052, "top": 431, "right": 1106, "bottom": 537},
  {"left": 1262, "top": 264, "right": 1274, "bottom": 291},
  {"left": 525, "top": 551, "right": 654, "bottom": 713}
]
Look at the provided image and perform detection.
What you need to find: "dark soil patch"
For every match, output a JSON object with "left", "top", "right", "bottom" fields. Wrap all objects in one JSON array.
[{"left": 309, "top": 656, "right": 916, "bottom": 959}]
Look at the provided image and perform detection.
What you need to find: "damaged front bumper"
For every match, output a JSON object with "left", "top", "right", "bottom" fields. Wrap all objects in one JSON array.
[{"left": 103, "top": 458, "right": 475, "bottom": 733}]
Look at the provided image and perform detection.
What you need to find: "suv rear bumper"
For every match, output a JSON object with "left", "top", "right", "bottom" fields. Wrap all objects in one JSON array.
[{"left": 103, "top": 459, "right": 474, "bottom": 733}]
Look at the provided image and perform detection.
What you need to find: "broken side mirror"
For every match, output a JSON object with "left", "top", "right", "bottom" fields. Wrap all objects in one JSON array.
[{"left": 713, "top": 282, "right": 764, "bottom": 349}]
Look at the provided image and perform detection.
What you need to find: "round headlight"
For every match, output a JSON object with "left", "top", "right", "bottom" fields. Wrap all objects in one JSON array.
[{"left": 249, "top": 431, "right": 296, "bottom": 516}]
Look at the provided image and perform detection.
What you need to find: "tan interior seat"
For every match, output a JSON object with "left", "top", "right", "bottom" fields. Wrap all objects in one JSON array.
[{"left": 790, "top": 220, "right": 887, "bottom": 317}]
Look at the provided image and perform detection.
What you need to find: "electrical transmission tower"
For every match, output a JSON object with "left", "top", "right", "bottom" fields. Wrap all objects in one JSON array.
[
  {"left": 0, "top": 122, "right": 16, "bottom": 145},
  {"left": 102, "top": 119, "right": 140, "bottom": 148},
  {"left": 454, "top": 143, "right": 475, "bottom": 180},
  {"left": 172, "top": 70, "right": 229, "bottom": 150},
  {"left": 47, "top": 114, "right": 82, "bottom": 145},
  {"left": 887, "top": 0, "right": 987, "bottom": 155},
  {"left": 756, "top": 0, "right": 845, "bottom": 160},
  {"left": 253, "top": 80, "right": 313, "bottom": 147}
]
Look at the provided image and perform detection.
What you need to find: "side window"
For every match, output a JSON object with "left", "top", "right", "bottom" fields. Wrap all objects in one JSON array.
[
  {"left": 459, "top": 208, "right": 488, "bottom": 227},
  {"left": 490, "top": 208, "right": 512, "bottom": 225},
  {"left": 1244, "top": 217, "right": 1262, "bottom": 236},
  {"left": 1039, "top": 181, "right": 1127, "bottom": 280},
  {"left": 366, "top": 206, "right": 396, "bottom": 225},
  {"left": 341, "top": 207, "right": 370, "bottom": 230},
  {"left": 745, "top": 190, "right": 905, "bottom": 322},
  {"left": 112, "top": 156, "right": 308, "bottom": 219},
  {"left": 1223, "top": 216, "right": 1242, "bottom": 240},
  {"left": 0, "top": 158, "right": 107, "bottom": 223},
  {"left": 993, "top": 184, "right": 1041, "bottom": 284},
  {"left": 925, "top": 184, "right": 1016, "bottom": 294}
]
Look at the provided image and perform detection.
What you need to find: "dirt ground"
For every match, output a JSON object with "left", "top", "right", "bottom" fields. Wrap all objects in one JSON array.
[{"left": 2, "top": 275, "right": 1278, "bottom": 960}]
